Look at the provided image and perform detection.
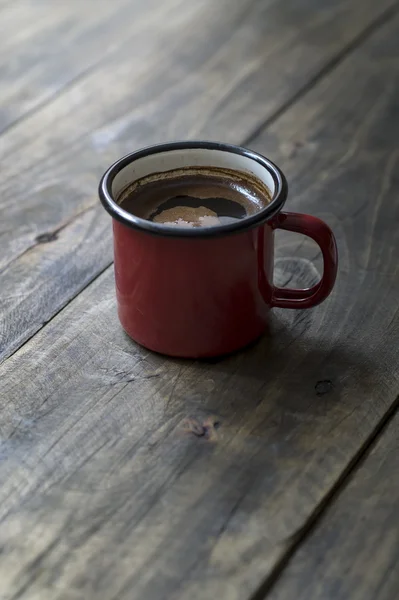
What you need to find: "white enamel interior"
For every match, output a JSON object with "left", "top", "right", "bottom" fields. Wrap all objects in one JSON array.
[{"left": 111, "top": 148, "right": 276, "bottom": 200}]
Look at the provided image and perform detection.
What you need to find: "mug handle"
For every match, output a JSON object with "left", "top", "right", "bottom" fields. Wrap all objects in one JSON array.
[{"left": 271, "top": 212, "right": 338, "bottom": 309}]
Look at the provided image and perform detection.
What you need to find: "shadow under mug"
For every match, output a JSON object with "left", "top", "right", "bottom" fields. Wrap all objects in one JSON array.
[{"left": 99, "top": 141, "right": 338, "bottom": 358}]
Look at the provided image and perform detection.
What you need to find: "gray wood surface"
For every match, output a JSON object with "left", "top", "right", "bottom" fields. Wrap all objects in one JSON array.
[
  {"left": 1, "top": 6, "right": 399, "bottom": 600},
  {"left": 0, "top": 0, "right": 188, "bottom": 133},
  {"left": 1, "top": 0, "right": 397, "bottom": 361},
  {"left": 267, "top": 409, "right": 399, "bottom": 600}
]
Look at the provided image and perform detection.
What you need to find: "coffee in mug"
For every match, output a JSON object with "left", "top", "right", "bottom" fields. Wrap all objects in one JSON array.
[{"left": 117, "top": 167, "right": 272, "bottom": 228}]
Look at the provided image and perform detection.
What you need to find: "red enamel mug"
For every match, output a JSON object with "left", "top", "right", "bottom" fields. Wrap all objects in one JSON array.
[{"left": 99, "top": 141, "right": 338, "bottom": 358}]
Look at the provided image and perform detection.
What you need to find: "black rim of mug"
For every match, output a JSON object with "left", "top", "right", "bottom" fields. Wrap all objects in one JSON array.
[{"left": 98, "top": 141, "right": 288, "bottom": 238}]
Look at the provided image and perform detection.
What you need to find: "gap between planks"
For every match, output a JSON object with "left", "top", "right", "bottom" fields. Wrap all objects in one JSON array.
[
  {"left": 248, "top": 393, "right": 399, "bottom": 600},
  {"left": 242, "top": 0, "right": 399, "bottom": 146}
]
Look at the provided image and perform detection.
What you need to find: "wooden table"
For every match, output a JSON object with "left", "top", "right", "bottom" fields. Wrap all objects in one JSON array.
[{"left": 1, "top": 1, "right": 399, "bottom": 598}]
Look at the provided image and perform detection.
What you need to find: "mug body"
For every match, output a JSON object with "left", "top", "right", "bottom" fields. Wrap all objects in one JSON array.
[
  {"left": 99, "top": 141, "right": 288, "bottom": 357},
  {"left": 113, "top": 220, "right": 274, "bottom": 357}
]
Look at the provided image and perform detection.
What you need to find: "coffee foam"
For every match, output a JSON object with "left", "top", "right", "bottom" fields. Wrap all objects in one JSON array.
[{"left": 153, "top": 206, "right": 220, "bottom": 227}]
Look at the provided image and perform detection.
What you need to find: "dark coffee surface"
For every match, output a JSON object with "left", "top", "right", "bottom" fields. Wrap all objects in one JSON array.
[{"left": 118, "top": 167, "right": 271, "bottom": 228}]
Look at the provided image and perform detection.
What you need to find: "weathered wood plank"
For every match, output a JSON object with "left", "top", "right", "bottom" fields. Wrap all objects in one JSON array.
[
  {"left": 1, "top": 10, "right": 399, "bottom": 600},
  {"left": 0, "top": 208, "right": 111, "bottom": 359},
  {"left": 1, "top": 0, "right": 397, "bottom": 361},
  {"left": 0, "top": 0, "right": 184, "bottom": 133},
  {"left": 267, "top": 407, "right": 399, "bottom": 600}
]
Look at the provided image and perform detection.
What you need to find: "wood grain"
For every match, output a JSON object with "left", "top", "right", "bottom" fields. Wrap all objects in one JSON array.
[
  {"left": 267, "top": 407, "right": 399, "bottom": 600},
  {"left": 0, "top": 0, "right": 185, "bottom": 133},
  {"left": 1, "top": 10, "right": 399, "bottom": 600},
  {"left": 1, "top": 0, "right": 398, "bottom": 361},
  {"left": 0, "top": 207, "right": 111, "bottom": 359}
]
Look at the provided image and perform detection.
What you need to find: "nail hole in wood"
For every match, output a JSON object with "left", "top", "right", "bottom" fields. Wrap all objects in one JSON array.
[{"left": 315, "top": 380, "right": 334, "bottom": 396}]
